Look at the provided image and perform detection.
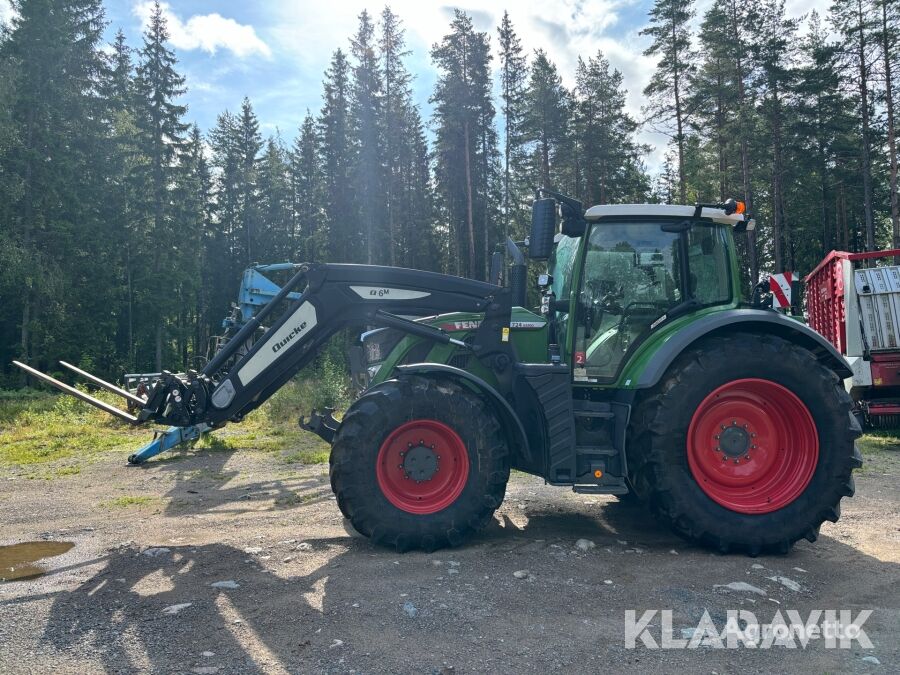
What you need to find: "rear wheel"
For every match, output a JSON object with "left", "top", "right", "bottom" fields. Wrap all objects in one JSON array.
[
  {"left": 629, "top": 332, "right": 862, "bottom": 554},
  {"left": 330, "top": 376, "right": 509, "bottom": 551}
]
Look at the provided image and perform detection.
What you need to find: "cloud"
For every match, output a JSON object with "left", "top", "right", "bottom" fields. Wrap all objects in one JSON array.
[
  {"left": 0, "top": 0, "right": 15, "bottom": 26},
  {"left": 133, "top": 2, "right": 271, "bottom": 59}
]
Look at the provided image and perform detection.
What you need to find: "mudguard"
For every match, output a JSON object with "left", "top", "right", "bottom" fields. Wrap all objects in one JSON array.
[
  {"left": 394, "top": 363, "right": 532, "bottom": 465},
  {"left": 635, "top": 308, "right": 852, "bottom": 388}
]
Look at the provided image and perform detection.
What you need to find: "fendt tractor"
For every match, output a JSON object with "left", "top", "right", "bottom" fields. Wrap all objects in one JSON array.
[{"left": 16, "top": 193, "right": 862, "bottom": 555}]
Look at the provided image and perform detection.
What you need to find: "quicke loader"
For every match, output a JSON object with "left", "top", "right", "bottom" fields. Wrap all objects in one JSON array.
[{"left": 16, "top": 194, "right": 862, "bottom": 554}]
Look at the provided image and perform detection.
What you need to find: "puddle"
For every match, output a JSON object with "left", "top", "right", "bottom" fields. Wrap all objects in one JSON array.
[{"left": 0, "top": 541, "right": 75, "bottom": 582}]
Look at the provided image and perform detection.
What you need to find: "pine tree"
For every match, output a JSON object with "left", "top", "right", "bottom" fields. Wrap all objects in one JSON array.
[
  {"left": 831, "top": 0, "right": 879, "bottom": 250},
  {"left": 431, "top": 11, "right": 497, "bottom": 279},
  {"left": 755, "top": 0, "right": 798, "bottom": 272},
  {"left": 879, "top": 0, "right": 899, "bottom": 249},
  {"left": 133, "top": 1, "right": 188, "bottom": 369},
  {"left": 641, "top": 0, "right": 695, "bottom": 204},
  {"left": 796, "top": 11, "right": 852, "bottom": 254},
  {"left": 573, "top": 52, "right": 645, "bottom": 205},
  {"left": 497, "top": 11, "right": 528, "bottom": 240},
  {"left": 523, "top": 50, "right": 570, "bottom": 192}
]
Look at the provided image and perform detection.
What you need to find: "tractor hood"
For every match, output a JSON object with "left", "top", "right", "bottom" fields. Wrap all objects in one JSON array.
[{"left": 425, "top": 307, "right": 546, "bottom": 333}]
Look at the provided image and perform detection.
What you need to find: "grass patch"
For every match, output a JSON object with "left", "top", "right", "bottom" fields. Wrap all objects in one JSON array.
[
  {"left": 0, "top": 375, "right": 336, "bottom": 470},
  {"left": 281, "top": 448, "right": 330, "bottom": 465},
  {"left": 101, "top": 495, "right": 156, "bottom": 508}
]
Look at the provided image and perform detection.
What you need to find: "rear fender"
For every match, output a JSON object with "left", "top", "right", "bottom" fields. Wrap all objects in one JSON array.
[{"left": 635, "top": 309, "right": 852, "bottom": 388}]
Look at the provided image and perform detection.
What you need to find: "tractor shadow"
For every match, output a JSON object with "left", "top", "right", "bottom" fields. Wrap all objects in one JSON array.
[
  {"left": 138, "top": 446, "right": 334, "bottom": 518},
  {"left": 23, "top": 523, "right": 900, "bottom": 673}
]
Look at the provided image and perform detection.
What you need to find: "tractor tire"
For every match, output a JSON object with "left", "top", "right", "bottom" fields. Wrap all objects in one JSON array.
[
  {"left": 330, "top": 375, "right": 510, "bottom": 552},
  {"left": 628, "top": 332, "right": 862, "bottom": 555}
]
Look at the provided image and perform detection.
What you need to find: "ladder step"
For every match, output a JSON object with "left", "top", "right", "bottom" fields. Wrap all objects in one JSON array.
[
  {"left": 573, "top": 410, "right": 615, "bottom": 419},
  {"left": 576, "top": 445, "right": 618, "bottom": 456},
  {"left": 573, "top": 481, "right": 629, "bottom": 495}
]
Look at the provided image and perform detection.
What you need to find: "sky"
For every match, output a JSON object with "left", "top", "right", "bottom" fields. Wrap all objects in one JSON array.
[{"left": 2, "top": 0, "right": 833, "bottom": 173}]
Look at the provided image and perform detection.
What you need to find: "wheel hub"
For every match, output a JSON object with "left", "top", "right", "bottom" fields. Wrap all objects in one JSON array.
[
  {"left": 687, "top": 378, "right": 819, "bottom": 514},
  {"left": 403, "top": 443, "right": 438, "bottom": 481},
  {"left": 376, "top": 419, "right": 470, "bottom": 515},
  {"left": 718, "top": 424, "right": 751, "bottom": 458}
]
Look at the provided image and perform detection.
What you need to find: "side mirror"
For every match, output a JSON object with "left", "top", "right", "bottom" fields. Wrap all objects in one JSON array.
[
  {"left": 560, "top": 215, "right": 587, "bottom": 237},
  {"left": 529, "top": 198, "right": 557, "bottom": 260}
]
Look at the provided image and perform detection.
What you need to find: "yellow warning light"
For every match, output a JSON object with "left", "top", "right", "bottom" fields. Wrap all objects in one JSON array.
[
  {"left": 734, "top": 200, "right": 746, "bottom": 215},
  {"left": 594, "top": 469, "right": 603, "bottom": 479}
]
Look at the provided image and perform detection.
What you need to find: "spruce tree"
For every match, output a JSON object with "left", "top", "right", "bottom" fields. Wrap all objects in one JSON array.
[
  {"left": 318, "top": 49, "right": 357, "bottom": 263},
  {"left": 289, "top": 112, "right": 323, "bottom": 261},
  {"left": 641, "top": 0, "right": 695, "bottom": 203},
  {"left": 497, "top": 11, "right": 528, "bottom": 239},
  {"left": 133, "top": 1, "right": 188, "bottom": 369}
]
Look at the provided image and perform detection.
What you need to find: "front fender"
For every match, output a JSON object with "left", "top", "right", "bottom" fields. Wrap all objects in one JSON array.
[
  {"left": 635, "top": 309, "right": 852, "bottom": 388},
  {"left": 394, "top": 363, "right": 532, "bottom": 466}
]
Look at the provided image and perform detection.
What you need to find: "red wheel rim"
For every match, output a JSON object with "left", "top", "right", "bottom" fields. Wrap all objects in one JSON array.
[
  {"left": 687, "top": 378, "right": 819, "bottom": 514},
  {"left": 376, "top": 419, "right": 470, "bottom": 515}
]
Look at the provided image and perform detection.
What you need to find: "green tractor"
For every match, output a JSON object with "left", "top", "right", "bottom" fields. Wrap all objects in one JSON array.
[
  {"left": 18, "top": 193, "right": 861, "bottom": 555},
  {"left": 336, "top": 194, "right": 860, "bottom": 554}
]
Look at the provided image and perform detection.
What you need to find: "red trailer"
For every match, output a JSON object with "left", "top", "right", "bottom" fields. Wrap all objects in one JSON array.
[{"left": 806, "top": 248, "right": 900, "bottom": 426}]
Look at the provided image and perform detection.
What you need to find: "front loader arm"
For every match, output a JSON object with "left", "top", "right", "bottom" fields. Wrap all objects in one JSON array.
[{"left": 139, "top": 263, "right": 515, "bottom": 427}]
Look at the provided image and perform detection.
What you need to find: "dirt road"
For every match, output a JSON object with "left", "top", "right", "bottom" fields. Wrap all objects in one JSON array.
[{"left": 0, "top": 442, "right": 898, "bottom": 674}]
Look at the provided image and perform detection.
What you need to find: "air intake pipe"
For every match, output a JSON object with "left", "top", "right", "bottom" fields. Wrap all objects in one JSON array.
[{"left": 505, "top": 237, "right": 527, "bottom": 308}]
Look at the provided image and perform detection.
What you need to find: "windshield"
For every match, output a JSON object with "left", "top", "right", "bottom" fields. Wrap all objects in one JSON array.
[{"left": 574, "top": 221, "right": 731, "bottom": 381}]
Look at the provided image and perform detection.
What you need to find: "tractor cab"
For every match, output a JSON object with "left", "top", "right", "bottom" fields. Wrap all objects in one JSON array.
[{"left": 536, "top": 198, "right": 750, "bottom": 384}]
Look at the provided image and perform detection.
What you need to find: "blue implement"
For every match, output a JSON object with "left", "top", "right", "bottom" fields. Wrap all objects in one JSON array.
[{"left": 127, "top": 424, "right": 211, "bottom": 465}]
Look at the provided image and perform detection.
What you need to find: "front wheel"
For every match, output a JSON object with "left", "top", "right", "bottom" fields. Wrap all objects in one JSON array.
[
  {"left": 330, "top": 376, "right": 509, "bottom": 551},
  {"left": 628, "top": 332, "right": 862, "bottom": 555}
]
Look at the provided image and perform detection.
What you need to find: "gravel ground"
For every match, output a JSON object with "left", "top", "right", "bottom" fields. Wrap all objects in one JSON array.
[{"left": 0, "top": 443, "right": 898, "bottom": 674}]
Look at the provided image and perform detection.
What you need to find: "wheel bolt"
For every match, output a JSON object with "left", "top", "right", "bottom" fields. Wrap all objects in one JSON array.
[
  {"left": 731, "top": 420, "right": 737, "bottom": 425},
  {"left": 734, "top": 459, "right": 740, "bottom": 464},
  {"left": 714, "top": 435, "right": 720, "bottom": 440},
  {"left": 408, "top": 442, "right": 412, "bottom": 448},
  {"left": 722, "top": 456, "right": 727, "bottom": 462},
  {"left": 751, "top": 444, "right": 757, "bottom": 449},
  {"left": 745, "top": 455, "right": 751, "bottom": 460}
]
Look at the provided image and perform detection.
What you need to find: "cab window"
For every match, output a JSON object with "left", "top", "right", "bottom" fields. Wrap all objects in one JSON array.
[{"left": 574, "top": 221, "right": 731, "bottom": 380}]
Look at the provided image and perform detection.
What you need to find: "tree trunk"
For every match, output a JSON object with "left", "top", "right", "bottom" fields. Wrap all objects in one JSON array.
[
  {"left": 672, "top": 14, "right": 687, "bottom": 204},
  {"left": 857, "top": 0, "right": 876, "bottom": 250},
  {"left": 882, "top": 0, "right": 899, "bottom": 252},
  {"left": 463, "top": 120, "right": 476, "bottom": 278},
  {"left": 772, "top": 83, "right": 786, "bottom": 272},
  {"left": 503, "top": 61, "right": 511, "bottom": 243},
  {"left": 730, "top": 1, "right": 758, "bottom": 283},
  {"left": 19, "top": 106, "right": 36, "bottom": 380}
]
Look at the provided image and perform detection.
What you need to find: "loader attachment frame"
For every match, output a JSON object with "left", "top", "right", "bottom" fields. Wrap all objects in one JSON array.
[{"left": 15, "top": 263, "right": 517, "bottom": 444}]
